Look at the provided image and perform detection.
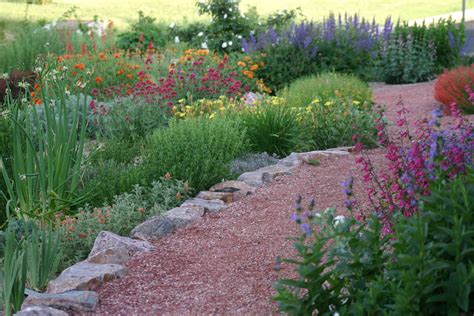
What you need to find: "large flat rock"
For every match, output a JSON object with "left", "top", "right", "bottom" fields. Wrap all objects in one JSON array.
[
  {"left": 181, "top": 198, "right": 228, "bottom": 213},
  {"left": 130, "top": 216, "right": 175, "bottom": 241},
  {"left": 47, "top": 262, "right": 126, "bottom": 294},
  {"left": 163, "top": 206, "right": 205, "bottom": 229},
  {"left": 22, "top": 290, "right": 98, "bottom": 313}
]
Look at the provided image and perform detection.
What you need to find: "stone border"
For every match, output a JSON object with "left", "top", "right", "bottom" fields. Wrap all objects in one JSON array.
[{"left": 16, "top": 147, "right": 352, "bottom": 315}]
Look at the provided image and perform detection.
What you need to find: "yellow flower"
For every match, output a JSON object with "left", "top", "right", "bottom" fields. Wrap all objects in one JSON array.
[
  {"left": 209, "top": 113, "right": 216, "bottom": 119},
  {"left": 324, "top": 101, "right": 333, "bottom": 106},
  {"left": 179, "top": 112, "right": 186, "bottom": 118},
  {"left": 353, "top": 100, "right": 361, "bottom": 105}
]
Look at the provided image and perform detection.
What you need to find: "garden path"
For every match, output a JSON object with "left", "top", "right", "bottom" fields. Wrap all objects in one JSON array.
[{"left": 89, "top": 80, "right": 441, "bottom": 315}]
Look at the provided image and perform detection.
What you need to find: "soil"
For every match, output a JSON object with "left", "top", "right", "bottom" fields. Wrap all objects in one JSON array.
[{"left": 88, "top": 80, "right": 472, "bottom": 315}]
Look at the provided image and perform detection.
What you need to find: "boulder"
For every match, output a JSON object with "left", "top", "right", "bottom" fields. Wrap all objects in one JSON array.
[
  {"left": 15, "top": 306, "right": 68, "bottom": 316},
  {"left": 130, "top": 216, "right": 175, "bottom": 241},
  {"left": 209, "top": 180, "right": 256, "bottom": 200},
  {"left": 86, "top": 231, "right": 153, "bottom": 265},
  {"left": 87, "top": 247, "right": 133, "bottom": 265},
  {"left": 196, "top": 191, "right": 233, "bottom": 204},
  {"left": 279, "top": 152, "right": 302, "bottom": 168},
  {"left": 237, "top": 171, "right": 270, "bottom": 188},
  {"left": 258, "top": 164, "right": 292, "bottom": 178},
  {"left": 47, "top": 262, "right": 126, "bottom": 294},
  {"left": 22, "top": 291, "right": 98, "bottom": 313},
  {"left": 163, "top": 206, "right": 205, "bottom": 229},
  {"left": 181, "top": 198, "right": 228, "bottom": 213}
]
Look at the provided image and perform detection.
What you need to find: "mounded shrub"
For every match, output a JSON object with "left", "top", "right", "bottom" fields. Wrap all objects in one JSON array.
[
  {"left": 434, "top": 65, "right": 474, "bottom": 114},
  {"left": 146, "top": 116, "right": 248, "bottom": 192},
  {"left": 281, "top": 73, "right": 373, "bottom": 107}
]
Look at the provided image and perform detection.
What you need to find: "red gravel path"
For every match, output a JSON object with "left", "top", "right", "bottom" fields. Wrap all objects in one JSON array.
[{"left": 91, "top": 80, "right": 459, "bottom": 315}]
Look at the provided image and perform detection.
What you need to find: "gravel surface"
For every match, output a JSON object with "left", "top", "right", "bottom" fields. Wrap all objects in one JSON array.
[{"left": 90, "top": 81, "right": 471, "bottom": 315}]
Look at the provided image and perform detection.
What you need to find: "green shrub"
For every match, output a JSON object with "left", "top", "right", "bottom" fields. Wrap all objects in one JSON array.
[
  {"left": 80, "top": 160, "right": 146, "bottom": 207},
  {"left": 253, "top": 42, "right": 319, "bottom": 93},
  {"left": 281, "top": 73, "right": 373, "bottom": 108},
  {"left": 89, "top": 138, "right": 144, "bottom": 165},
  {"left": 393, "top": 18, "right": 464, "bottom": 72},
  {"left": 58, "top": 178, "right": 188, "bottom": 269},
  {"left": 94, "top": 97, "right": 170, "bottom": 142},
  {"left": 116, "top": 11, "right": 170, "bottom": 50},
  {"left": 375, "top": 34, "right": 436, "bottom": 84},
  {"left": 240, "top": 97, "right": 308, "bottom": 157},
  {"left": 146, "top": 117, "right": 247, "bottom": 192},
  {"left": 302, "top": 96, "right": 377, "bottom": 149}
]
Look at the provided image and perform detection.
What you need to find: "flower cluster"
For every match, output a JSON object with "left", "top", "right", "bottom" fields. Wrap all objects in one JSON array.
[{"left": 354, "top": 103, "right": 473, "bottom": 232}]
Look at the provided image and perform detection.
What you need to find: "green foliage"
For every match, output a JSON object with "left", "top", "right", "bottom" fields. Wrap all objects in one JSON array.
[
  {"left": 240, "top": 98, "right": 307, "bottom": 157},
  {"left": 303, "top": 97, "right": 377, "bottom": 150},
  {"left": 0, "top": 116, "right": 12, "bottom": 226},
  {"left": 58, "top": 178, "right": 188, "bottom": 269},
  {"left": 375, "top": 34, "right": 436, "bottom": 84},
  {"left": 116, "top": 11, "right": 170, "bottom": 50},
  {"left": 25, "top": 222, "right": 62, "bottom": 292},
  {"left": 80, "top": 159, "right": 146, "bottom": 207},
  {"left": 0, "top": 224, "right": 27, "bottom": 316},
  {"left": 94, "top": 97, "right": 170, "bottom": 142},
  {"left": 393, "top": 18, "right": 464, "bottom": 72},
  {"left": 281, "top": 73, "right": 373, "bottom": 108},
  {"left": 147, "top": 117, "right": 247, "bottom": 192},
  {"left": 254, "top": 42, "right": 319, "bottom": 92},
  {"left": 1, "top": 80, "right": 88, "bottom": 221},
  {"left": 275, "top": 169, "right": 474, "bottom": 315}
]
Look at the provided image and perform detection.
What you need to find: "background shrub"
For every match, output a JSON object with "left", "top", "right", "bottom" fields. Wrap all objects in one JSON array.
[
  {"left": 240, "top": 97, "right": 308, "bottom": 157},
  {"left": 434, "top": 65, "right": 474, "bottom": 114},
  {"left": 0, "top": 116, "right": 12, "bottom": 225},
  {"left": 375, "top": 34, "right": 436, "bottom": 84},
  {"left": 281, "top": 73, "right": 373, "bottom": 108},
  {"left": 146, "top": 117, "right": 248, "bottom": 192}
]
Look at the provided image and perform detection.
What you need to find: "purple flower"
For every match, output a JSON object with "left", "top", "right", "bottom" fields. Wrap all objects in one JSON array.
[{"left": 300, "top": 223, "right": 312, "bottom": 236}]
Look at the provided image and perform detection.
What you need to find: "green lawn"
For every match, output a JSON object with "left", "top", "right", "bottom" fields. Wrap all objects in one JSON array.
[{"left": 0, "top": 0, "right": 471, "bottom": 34}]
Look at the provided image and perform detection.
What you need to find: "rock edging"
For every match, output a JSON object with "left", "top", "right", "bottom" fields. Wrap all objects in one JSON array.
[{"left": 16, "top": 147, "right": 351, "bottom": 315}]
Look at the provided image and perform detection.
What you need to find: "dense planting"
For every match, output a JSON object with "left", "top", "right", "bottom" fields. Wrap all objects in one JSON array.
[{"left": 0, "top": 0, "right": 472, "bottom": 314}]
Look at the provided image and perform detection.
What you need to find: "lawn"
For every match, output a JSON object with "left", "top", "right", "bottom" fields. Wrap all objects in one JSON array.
[{"left": 0, "top": 0, "right": 471, "bottom": 33}]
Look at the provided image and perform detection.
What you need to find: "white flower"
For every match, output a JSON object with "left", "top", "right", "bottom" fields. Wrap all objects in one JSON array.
[
  {"left": 21, "top": 98, "right": 27, "bottom": 103},
  {"left": 236, "top": 35, "right": 242, "bottom": 39},
  {"left": 198, "top": 31, "right": 204, "bottom": 37},
  {"left": 229, "top": 8, "right": 232, "bottom": 11},
  {"left": 334, "top": 215, "right": 345, "bottom": 226},
  {"left": 222, "top": 42, "right": 228, "bottom": 48},
  {"left": 175, "top": 36, "right": 180, "bottom": 43},
  {"left": 17, "top": 81, "right": 30, "bottom": 89},
  {"left": 19, "top": 174, "right": 26, "bottom": 181},
  {"left": 228, "top": 41, "right": 232, "bottom": 46},
  {"left": 76, "top": 29, "right": 82, "bottom": 35},
  {"left": 223, "top": 14, "right": 227, "bottom": 19},
  {"left": 169, "top": 22, "right": 175, "bottom": 28},
  {"left": 35, "top": 67, "right": 42, "bottom": 73},
  {"left": 201, "top": 42, "right": 208, "bottom": 49},
  {"left": 0, "top": 73, "right": 8, "bottom": 80}
]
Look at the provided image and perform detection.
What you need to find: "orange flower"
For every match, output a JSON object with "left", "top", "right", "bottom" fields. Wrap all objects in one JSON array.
[
  {"left": 71, "top": 71, "right": 78, "bottom": 77},
  {"left": 133, "top": 64, "right": 140, "bottom": 69},
  {"left": 117, "top": 69, "right": 125, "bottom": 75},
  {"left": 250, "top": 64, "right": 259, "bottom": 71},
  {"left": 31, "top": 91, "right": 36, "bottom": 97},
  {"left": 95, "top": 76, "right": 103, "bottom": 84},
  {"left": 57, "top": 56, "right": 64, "bottom": 62},
  {"left": 237, "top": 61, "right": 246, "bottom": 67},
  {"left": 113, "top": 53, "right": 121, "bottom": 59},
  {"left": 74, "top": 63, "right": 85, "bottom": 70},
  {"left": 126, "top": 73, "right": 133, "bottom": 79},
  {"left": 34, "top": 98, "right": 42, "bottom": 105},
  {"left": 99, "top": 52, "right": 106, "bottom": 60},
  {"left": 242, "top": 70, "right": 254, "bottom": 79},
  {"left": 197, "top": 49, "right": 209, "bottom": 56}
]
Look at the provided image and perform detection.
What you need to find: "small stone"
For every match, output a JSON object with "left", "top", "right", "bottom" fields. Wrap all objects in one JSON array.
[
  {"left": 47, "top": 262, "right": 126, "bottom": 294},
  {"left": 164, "top": 206, "right": 205, "bottom": 229},
  {"left": 181, "top": 198, "right": 228, "bottom": 213},
  {"left": 196, "top": 191, "right": 233, "bottom": 204},
  {"left": 87, "top": 231, "right": 153, "bottom": 265},
  {"left": 209, "top": 180, "right": 256, "bottom": 197},
  {"left": 22, "top": 291, "right": 98, "bottom": 313},
  {"left": 130, "top": 216, "right": 174, "bottom": 241},
  {"left": 237, "top": 171, "right": 267, "bottom": 187},
  {"left": 15, "top": 306, "right": 68, "bottom": 316}
]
